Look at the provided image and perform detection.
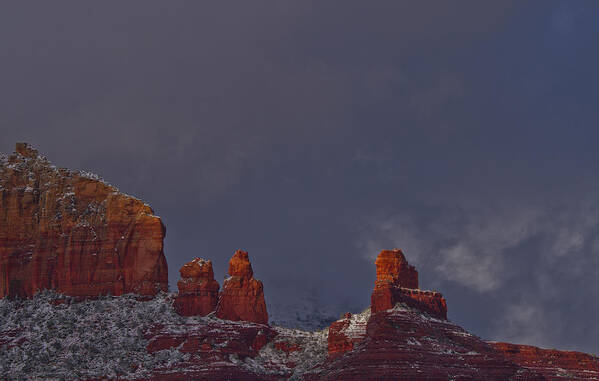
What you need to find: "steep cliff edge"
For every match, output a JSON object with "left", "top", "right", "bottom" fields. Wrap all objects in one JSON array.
[{"left": 0, "top": 143, "right": 168, "bottom": 299}]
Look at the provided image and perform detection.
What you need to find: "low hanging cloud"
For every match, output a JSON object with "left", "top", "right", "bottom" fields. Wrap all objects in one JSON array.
[
  {"left": 357, "top": 196, "right": 599, "bottom": 352},
  {"left": 359, "top": 197, "right": 599, "bottom": 293}
]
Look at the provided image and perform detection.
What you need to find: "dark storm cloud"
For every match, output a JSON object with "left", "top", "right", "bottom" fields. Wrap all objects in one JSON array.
[{"left": 2, "top": 1, "right": 599, "bottom": 353}]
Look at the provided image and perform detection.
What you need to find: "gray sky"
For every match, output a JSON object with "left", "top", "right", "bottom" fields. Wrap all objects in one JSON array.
[{"left": 2, "top": 1, "right": 599, "bottom": 353}]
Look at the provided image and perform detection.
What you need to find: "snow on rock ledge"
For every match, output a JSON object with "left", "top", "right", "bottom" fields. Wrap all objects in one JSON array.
[{"left": 327, "top": 309, "right": 370, "bottom": 359}]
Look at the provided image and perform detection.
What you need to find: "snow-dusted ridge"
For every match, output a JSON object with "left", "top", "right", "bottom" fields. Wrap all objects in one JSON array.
[
  {"left": 0, "top": 291, "right": 190, "bottom": 379},
  {"left": 0, "top": 291, "right": 332, "bottom": 380}
]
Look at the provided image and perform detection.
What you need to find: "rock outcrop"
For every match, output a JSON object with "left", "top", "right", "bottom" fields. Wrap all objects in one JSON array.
[
  {"left": 328, "top": 248, "right": 448, "bottom": 360},
  {"left": 374, "top": 248, "right": 418, "bottom": 288},
  {"left": 490, "top": 342, "right": 599, "bottom": 380},
  {"left": 370, "top": 248, "right": 447, "bottom": 319},
  {"left": 371, "top": 286, "right": 447, "bottom": 318},
  {"left": 145, "top": 319, "right": 280, "bottom": 380},
  {"left": 173, "top": 258, "right": 220, "bottom": 316},
  {"left": 0, "top": 143, "right": 168, "bottom": 299},
  {"left": 312, "top": 305, "right": 544, "bottom": 381},
  {"left": 216, "top": 250, "right": 268, "bottom": 324},
  {"left": 327, "top": 310, "right": 369, "bottom": 360}
]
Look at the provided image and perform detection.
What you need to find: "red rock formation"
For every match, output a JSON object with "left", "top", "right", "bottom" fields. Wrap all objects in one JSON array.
[
  {"left": 371, "top": 286, "right": 447, "bottom": 319},
  {"left": 216, "top": 250, "right": 268, "bottom": 324},
  {"left": 375, "top": 248, "right": 418, "bottom": 288},
  {"left": 173, "top": 258, "right": 220, "bottom": 316},
  {"left": 328, "top": 311, "right": 369, "bottom": 359},
  {"left": 491, "top": 342, "right": 599, "bottom": 380},
  {"left": 370, "top": 248, "right": 447, "bottom": 319},
  {"left": 145, "top": 319, "right": 280, "bottom": 381},
  {"left": 0, "top": 143, "right": 168, "bottom": 299},
  {"left": 311, "top": 306, "right": 544, "bottom": 381}
]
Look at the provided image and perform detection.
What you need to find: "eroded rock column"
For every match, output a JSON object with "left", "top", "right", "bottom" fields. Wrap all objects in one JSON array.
[
  {"left": 216, "top": 250, "right": 268, "bottom": 324},
  {"left": 173, "top": 258, "right": 220, "bottom": 316}
]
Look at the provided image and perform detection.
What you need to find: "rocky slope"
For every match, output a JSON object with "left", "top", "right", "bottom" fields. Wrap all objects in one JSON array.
[
  {"left": 1, "top": 144, "right": 599, "bottom": 380},
  {"left": 491, "top": 342, "right": 599, "bottom": 380},
  {"left": 0, "top": 143, "right": 168, "bottom": 299}
]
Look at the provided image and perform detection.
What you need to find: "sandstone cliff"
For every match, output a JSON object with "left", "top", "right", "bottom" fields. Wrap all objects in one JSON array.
[{"left": 0, "top": 143, "right": 168, "bottom": 299}]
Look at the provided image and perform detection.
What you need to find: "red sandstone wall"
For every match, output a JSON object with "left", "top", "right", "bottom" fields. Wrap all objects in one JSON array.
[{"left": 0, "top": 143, "right": 168, "bottom": 299}]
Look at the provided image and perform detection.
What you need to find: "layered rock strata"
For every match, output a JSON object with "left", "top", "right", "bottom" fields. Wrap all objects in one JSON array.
[
  {"left": 215, "top": 250, "right": 268, "bottom": 324},
  {"left": 371, "top": 248, "right": 447, "bottom": 319},
  {"left": 491, "top": 342, "right": 599, "bottom": 380},
  {"left": 173, "top": 258, "right": 220, "bottom": 316},
  {"left": 371, "top": 287, "right": 447, "bottom": 318},
  {"left": 327, "top": 310, "right": 369, "bottom": 360},
  {"left": 374, "top": 248, "right": 418, "bottom": 288},
  {"left": 0, "top": 143, "right": 168, "bottom": 299},
  {"left": 328, "top": 248, "right": 447, "bottom": 360},
  {"left": 312, "top": 306, "right": 544, "bottom": 381}
]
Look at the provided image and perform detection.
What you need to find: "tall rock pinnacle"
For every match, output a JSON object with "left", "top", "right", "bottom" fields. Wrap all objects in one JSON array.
[{"left": 216, "top": 250, "right": 268, "bottom": 324}]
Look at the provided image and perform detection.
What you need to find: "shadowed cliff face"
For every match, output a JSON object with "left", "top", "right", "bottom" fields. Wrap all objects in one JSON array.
[{"left": 0, "top": 143, "right": 168, "bottom": 299}]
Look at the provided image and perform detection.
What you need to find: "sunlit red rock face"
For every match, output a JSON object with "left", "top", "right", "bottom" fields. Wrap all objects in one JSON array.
[
  {"left": 0, "top": 143, "right": 168, "bottom": 299},
  {"left": 490, "top": 342, "right": 599, "bottom": 380},
  {"left": 173, "top": 258, "right": 220, "bottom": 316},
  {"left": 216, "top": 250, "right": 268, "bottom": 324},
  {"left": 374, "top": 248, "right": 418, "bottom": 287},
  {"left": 372, "top": 286, "right": 448, "bottom": 318},
  {"left": 371, "top": 248, "right": 447, "bottom": 319}
]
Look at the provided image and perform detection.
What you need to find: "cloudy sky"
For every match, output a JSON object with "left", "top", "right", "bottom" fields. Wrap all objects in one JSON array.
[{"left": 2, "top": 1, "right": 599, "bottom": 353}]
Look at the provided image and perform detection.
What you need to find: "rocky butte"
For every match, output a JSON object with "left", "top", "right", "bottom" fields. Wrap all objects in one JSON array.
[
  {"left": 371, "top": 248, "right": 447, "bottom": 319},
  {"left": 1, "top": 143, "right": 599, "bottom": 380},
  {"left": 0, "top": 143, "right": 168, "bottom": 299}
]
